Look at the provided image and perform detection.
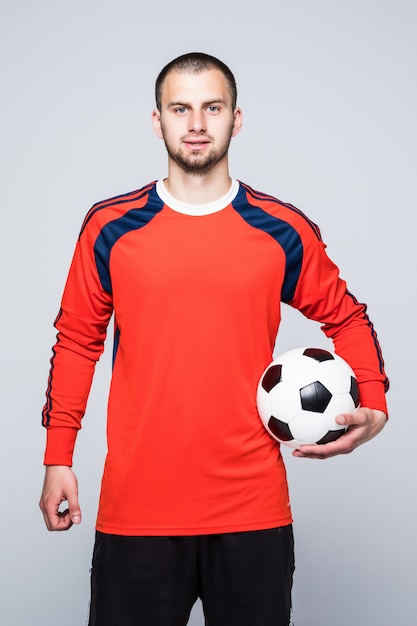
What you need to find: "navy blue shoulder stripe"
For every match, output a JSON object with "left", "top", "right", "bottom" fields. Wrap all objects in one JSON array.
[
  {"left": 94, "top": 184, "right": 164, "bottom": 294},
  {"left": 79, "top": 182, "right": 157, "bottom": 239},
  {"left": 232, "top": 184, "right": 303, "bottom": 303},
  {"left": 240, "top": 182, "right": 322, "bottom": 241},
  {"left": 112, "top": 324, "right": 120, "bottom": 368}
]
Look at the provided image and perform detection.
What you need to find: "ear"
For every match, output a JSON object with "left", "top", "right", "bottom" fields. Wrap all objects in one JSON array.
[
  {"left": 232, "top": 107, "right": 243, "bottom": 137},
  {"left": 152, "top": 109, "right": 163, "bottom": 139}
]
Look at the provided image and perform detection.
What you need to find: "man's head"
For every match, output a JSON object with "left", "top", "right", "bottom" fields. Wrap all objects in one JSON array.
[
  {"left": 153, "top": 52, "right": 241, "bottom": 178},
  {"left": 155, "top": 52, "right": 237, "bottom": 112}
]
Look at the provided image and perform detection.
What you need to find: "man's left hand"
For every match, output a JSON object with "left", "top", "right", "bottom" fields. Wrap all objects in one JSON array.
[{"left": 292, "top": 407, "right": 387, "bottom": 460}]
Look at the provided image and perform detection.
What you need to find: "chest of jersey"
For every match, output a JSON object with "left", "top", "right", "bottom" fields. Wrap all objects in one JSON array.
[{"left": 108, "top": 204, "right": 286, "bottom": 319}]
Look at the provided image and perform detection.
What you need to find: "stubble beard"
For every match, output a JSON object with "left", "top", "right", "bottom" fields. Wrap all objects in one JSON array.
[{"left": 162, "top": 130, "right": 233, "bottom": 177}]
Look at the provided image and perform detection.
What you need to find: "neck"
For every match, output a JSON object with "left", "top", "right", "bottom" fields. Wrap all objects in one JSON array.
[{"left": 163, "top": 160, "right": 232, "bottom": 205}]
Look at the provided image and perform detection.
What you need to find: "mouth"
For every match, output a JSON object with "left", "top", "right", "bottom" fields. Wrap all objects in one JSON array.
[{"left": 183, "top": 139, "right": 210, "bottom": 151}]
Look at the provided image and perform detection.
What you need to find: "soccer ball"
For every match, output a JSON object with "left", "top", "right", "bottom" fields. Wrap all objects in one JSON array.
[{"left": 257, "top": 347, "right": 360, "bottom": 448}]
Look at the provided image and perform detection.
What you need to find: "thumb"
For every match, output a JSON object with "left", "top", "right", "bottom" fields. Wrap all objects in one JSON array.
[
  {"left": 335, "top": 414, "right": 348, "bottom": 426},
  {"left": 67, "top": 493, "right": 82, "bottom": 525}
]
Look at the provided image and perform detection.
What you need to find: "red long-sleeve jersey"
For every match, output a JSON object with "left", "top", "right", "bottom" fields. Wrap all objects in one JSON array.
[{"left": 42, "top": 180, "right": 388, "bottom": 535}]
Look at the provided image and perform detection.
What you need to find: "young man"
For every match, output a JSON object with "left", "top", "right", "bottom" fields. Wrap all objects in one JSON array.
[{"left": 39, "top": 52, "right": 388, "bottom": 626}]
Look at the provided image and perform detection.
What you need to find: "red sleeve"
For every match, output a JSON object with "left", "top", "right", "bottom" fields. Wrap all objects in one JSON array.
[
  {"left": 290, "top": 232, "right": 388, "bottom": 415},
  {"left": 42, "top": 215, "right": 113, "bottom": 466}
]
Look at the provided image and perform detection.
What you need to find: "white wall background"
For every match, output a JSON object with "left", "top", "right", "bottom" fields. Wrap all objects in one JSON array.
[{"left": 1, "top": 1, "right": 415, "bottom": 624}]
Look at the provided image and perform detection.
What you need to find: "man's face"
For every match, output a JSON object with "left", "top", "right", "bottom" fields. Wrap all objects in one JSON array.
[{"left": 153, "top": 68, "right": 242, "bottom": 176}]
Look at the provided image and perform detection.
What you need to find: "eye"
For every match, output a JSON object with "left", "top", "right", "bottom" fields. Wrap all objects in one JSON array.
[
  {"left": 174, "top": 106, "right": 187, "bottom": 114},
  {"left": 207, "top": 105, "right": 221, "bottom": 113}
]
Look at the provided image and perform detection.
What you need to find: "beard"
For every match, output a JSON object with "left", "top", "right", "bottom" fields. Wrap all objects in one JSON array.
[{"left": 161, "top": 127, "right": 234, "bottom": 177}]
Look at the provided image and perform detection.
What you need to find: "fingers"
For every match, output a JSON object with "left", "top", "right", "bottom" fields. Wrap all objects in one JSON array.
[
  {"left": 292, "top": 434, "right": 355, "bottom": 460},
  {"left": 292, "top": 408, "right": 387, "bottom": 460},
  {"left": 40, "top": 500, "right": 81, "bottom": 531},
  {"left": 40, "top": 503, "right": 74, "bottom": 532}
]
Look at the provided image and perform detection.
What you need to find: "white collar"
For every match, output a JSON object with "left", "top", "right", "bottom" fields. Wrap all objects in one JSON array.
[{"left": 156, "top": 179, "right": 239, "bottom": 216}]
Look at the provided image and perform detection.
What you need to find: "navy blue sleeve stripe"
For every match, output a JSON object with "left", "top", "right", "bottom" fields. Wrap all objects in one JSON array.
[
  {"left": 42, "top": 309, "right": 63, "bottom": 427},
  {"left": 94, "top": 185, "right": 164, "bottom": 294},
  {"left": 345, "top": 290, "right": 390, "bottom": 391},
  {"left": 232, "top": 184, "right": 303, "bottom": 303}
]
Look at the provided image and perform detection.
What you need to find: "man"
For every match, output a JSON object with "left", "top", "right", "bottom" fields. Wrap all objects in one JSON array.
[{"left": 39, "top": 52, "right": 388, "bottom": 626}]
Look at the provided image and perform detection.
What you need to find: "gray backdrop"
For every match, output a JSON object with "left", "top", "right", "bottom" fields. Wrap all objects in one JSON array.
[{"left": 1, "top": 1, "right": 415, "bottom": 624}]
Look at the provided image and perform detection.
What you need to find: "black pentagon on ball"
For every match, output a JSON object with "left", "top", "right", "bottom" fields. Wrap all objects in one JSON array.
[
  {"left": 317, "top": 428, "right": 345, "bottom": 445},
  {"left": 300, "top": 381, "right": 332, "bottom": 413},
  {"left": 303, "top": 348, "right": 334, "bottom": 362},
  {"left": 261, "top": 364, "right": 283, "bottom": 392},
  {"left": 350, "top": 376, "right": 360, "bottom": 407},
  {"left": 268, "top": 416, "right": 293, "bottom": 441}
]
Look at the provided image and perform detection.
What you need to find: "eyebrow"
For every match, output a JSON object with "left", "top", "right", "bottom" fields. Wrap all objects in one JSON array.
[{"left": 167, "top": 98, "right": 229, "bottom": 108}]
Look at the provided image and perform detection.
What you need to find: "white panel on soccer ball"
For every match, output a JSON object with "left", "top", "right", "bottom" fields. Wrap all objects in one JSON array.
[
  {"left": 280, "top": 355, "right": 320, "bottom": 388},
  {"left": 290, "top": 411, "right": 329, "bottom": 443},
  {"left": 317, "top": 360, "right": 352, "bottom": 394},
  {"left": 323, "top": 393, "right": 356, "bottom": 429},
  {"left": 268, "top": 382, "right": 301, "bottom": 423},
  {"left": 256, "top": 385, "right": 271, "bottom": 427},
  {"left": 333, "top": 353, "right": 355, "bottom": 375}
]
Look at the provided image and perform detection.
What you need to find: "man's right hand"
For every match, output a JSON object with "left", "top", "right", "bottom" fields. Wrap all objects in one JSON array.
[{"left": 39, "top": 465, "right": 81, "bottom": 531}]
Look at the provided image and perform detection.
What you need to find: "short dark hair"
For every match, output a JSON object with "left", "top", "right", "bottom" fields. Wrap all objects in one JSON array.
[{"left": 155, "top": 52, "right": 237, "bottom": 110}]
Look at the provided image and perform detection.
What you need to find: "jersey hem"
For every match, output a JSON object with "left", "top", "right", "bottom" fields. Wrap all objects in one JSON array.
[{"left": 95, "top": 515, "right": 294, "bottom": 537}]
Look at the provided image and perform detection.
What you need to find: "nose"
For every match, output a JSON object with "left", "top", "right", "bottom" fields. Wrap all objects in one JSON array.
[{"left": 188, "top": 109, "right": 206, "bottom": 134}]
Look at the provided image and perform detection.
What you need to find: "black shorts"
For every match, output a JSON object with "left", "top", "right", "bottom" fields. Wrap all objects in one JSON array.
[{"left": 88, "top": 525, "right": 295, "bottom": 626}]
